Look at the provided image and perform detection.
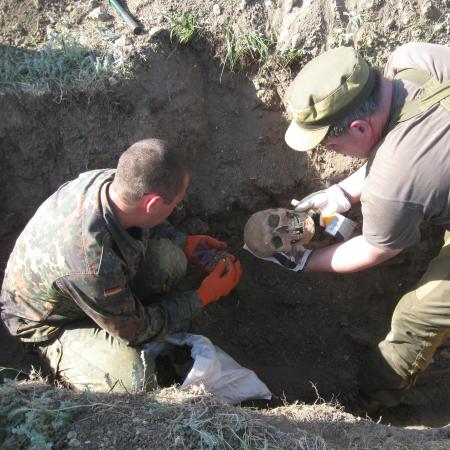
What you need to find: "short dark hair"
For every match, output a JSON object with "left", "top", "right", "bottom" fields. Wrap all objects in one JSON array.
[
  {"left": 111, "top": 139, "right": 189, "bottom": 205},
  {"left": 326, "top": 69, "right": 382, "bottom": 138}
]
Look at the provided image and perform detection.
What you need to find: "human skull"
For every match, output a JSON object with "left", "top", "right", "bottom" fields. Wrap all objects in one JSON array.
[{"left": 244, "top": 208, "right": 315, "bottom": 259}]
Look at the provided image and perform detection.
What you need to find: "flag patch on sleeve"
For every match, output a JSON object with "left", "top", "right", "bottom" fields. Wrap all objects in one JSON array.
[{"left": 104, "top": 285, "right": 124, "bottom": 296}]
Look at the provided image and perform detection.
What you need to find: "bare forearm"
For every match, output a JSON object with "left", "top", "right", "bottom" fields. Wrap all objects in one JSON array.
[
  {"left": 305, "top": 235, "right": 401, "bottom": 273},
  {"left": 338, "top": 163, "right": 367, "bottom": 204}
]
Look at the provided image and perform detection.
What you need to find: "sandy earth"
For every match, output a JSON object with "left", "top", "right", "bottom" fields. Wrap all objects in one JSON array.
[{"left": 1, "top": 0, "right": 450, "bottom": 446}]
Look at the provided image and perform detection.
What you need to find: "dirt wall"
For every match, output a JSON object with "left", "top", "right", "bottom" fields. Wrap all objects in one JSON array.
[{"left": 0, "top": 38, "right": 445, "bottom": 414}]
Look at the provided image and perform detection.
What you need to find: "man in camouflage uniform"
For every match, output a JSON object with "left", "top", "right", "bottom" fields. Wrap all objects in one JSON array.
[{"left": 0, "top": 138, "right": 242, "bottom": 392}]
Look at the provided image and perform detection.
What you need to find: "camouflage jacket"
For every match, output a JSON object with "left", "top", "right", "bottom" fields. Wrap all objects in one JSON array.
[{"left": 0, "top": 169, "right": 202, "bottom": 344}]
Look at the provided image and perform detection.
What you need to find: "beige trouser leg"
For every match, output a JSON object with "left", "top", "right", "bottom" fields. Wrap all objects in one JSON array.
[
  {"left": 360, "top": 231, "right": 450, "bottom": 407},
  {"left": 131, "top": 238, "right": 188, "bottom": 300},
  {"left": 39, "top": 323, "right": 156, "bottom": 393}
]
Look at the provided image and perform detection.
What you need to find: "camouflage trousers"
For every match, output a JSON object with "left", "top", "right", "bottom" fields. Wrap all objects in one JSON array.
[
  {"left": 38, "top": 238, "right": 187, "bottom": 393},
  {"left": 360, "top": 231, "right": 450, "bottom": 407}
]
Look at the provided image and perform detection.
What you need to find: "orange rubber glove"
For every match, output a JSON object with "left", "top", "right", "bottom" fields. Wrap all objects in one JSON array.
[
  {"left": 197, "top": 255, "right": 242, "bottom": 305},
  {"left": 184, "top": 235, "right": 228, "bottom": 272}
]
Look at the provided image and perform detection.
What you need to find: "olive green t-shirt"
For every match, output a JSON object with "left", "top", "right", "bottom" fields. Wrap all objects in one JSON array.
[{"left": 361, "top": 42, "right": 450, "bottom": 250}]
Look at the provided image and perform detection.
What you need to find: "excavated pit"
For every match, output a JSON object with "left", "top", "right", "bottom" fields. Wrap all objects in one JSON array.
[{"left": 1, "top": 42, "right": 450, "bottom": 428}]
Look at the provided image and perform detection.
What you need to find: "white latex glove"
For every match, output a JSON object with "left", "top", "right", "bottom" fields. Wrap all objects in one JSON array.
[{"left": 291, "top": 184, "right": 351, "bottom": 214}]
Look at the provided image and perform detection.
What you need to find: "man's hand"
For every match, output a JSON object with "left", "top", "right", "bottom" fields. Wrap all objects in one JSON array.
[
  {"left": 184, "top": 235, "right": 228, "bottom": 272},
  {"left": 292, "top": 184, "right": 351, "bottom": 214},
  {"left": 196, "top": 255, "right": 242, "bottom": 305}
]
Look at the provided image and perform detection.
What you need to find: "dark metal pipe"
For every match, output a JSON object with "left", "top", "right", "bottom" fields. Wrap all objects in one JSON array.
[{"left": 108, "top": 0, "right": 143, "bottom": 35}]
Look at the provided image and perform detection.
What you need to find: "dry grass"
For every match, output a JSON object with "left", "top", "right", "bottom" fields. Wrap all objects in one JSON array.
[
  {"left": 0, "top": 37, "right": 130, "bottom": 92},
  {"left": 1, "top": 381, "right": 449, "bottom": 450},
  {"left": 0, "top": 8, "right": 132, "bottom": 95}
]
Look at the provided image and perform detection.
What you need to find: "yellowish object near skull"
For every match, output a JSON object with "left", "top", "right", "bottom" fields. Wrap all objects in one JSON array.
[{"left": 244, "top": 208, "right": 315, "bottom": 259}]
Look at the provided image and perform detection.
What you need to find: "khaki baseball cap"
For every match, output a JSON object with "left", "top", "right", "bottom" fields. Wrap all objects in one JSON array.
[{"left": 285, "top": 46, "right": 375, "bottom": 152}]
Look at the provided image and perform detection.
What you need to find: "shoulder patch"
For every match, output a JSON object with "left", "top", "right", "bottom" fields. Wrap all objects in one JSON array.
[{"left": 104, "top": 285, "right": 124, "bottom": 296}]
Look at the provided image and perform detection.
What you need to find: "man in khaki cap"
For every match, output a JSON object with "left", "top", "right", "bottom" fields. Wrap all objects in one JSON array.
[{"left": 284, "top": 43, "right": 450, "bottom": 412}]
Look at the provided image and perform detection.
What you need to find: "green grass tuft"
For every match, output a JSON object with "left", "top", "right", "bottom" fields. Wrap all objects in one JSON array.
[
  {"left": 328, "top": 10, "right": 364, "bottom": 48},
  {"left": 167, "top": 12, "right": 202, "bottom": 45},
  {"left": 239, "top": 32, "right": 273, "bottom": 63},
  {"left": 280, "top": 48, "right": 305, "bottom": 68},
  {"left": 222, "top": 23, "right": 274, "bottom": 77}
]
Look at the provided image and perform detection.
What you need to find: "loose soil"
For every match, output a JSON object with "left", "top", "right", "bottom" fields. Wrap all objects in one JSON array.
[
  {"left": 1, "top": 0, "right": 450, "bottom": 447},
  {"left": 3, "top": 382, "right": 450, "bottom": 450}
]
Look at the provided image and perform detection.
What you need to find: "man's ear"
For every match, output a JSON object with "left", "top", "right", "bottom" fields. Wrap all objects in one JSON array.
[
  {"left": 349, "top": 119, "right": 371, "bottom": 136},
  {"left": 144, "top": 194, "right": 163, "bottom": 214}
]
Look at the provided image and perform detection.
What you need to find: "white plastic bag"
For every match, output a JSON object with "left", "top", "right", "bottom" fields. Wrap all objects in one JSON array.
[{"left": 146, "top": 332, "right": 271, "bottom": 404}]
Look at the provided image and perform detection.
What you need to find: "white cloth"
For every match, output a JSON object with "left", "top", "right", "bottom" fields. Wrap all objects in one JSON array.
[
  {"left": 243, "top": 244, "right": 312, "bottom": 272},
  {"left": 145, "top": 333, "right": 271, "bottom": 404}
]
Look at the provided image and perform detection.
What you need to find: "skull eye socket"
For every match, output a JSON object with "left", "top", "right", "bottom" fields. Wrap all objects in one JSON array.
[
  {"left": 268, "top": 214, "right": 280, "bottom": 228},
  {"left": 271, "top": 236, "right": 283, "bottom": 249}
]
